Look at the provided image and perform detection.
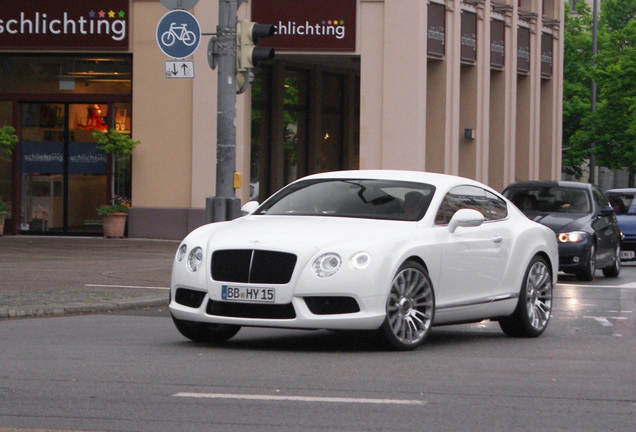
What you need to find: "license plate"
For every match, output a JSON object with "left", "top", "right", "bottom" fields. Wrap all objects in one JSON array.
[
  {"left": 620, "top": 250, "right": 635, "bottom": 260},
  {"left": 221, "top": 285, "right": 275, "bottom": 302}
]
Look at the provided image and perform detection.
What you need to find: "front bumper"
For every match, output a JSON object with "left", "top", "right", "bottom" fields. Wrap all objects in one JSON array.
[{"left": 557, "top": 239, "right": 591, "bottom": 273}]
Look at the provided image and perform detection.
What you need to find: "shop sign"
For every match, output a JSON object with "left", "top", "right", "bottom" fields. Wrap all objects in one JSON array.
[
  {"left": 490, "top": 19, "right": 505, "bottom": 70},
  {"left": 0, "top": 0, "right": 129, "bottom": 50},
  {"left": 21, "top": 141, "right": 107, "bottom": 175},
  {"left": 541, "top": 32, "right": 553, "bottom": 78},
  {"left": 427, "top": 2, "right": 446, "bottom": 59},
  {"left": 460, "top": 12, "right": 477, "bottom": 64},
  {"left": 517, "top": 27, "right": 530, "bottom": 75},
  {"left": 251, "top": 0, "right": 356, "bottom": 52}
]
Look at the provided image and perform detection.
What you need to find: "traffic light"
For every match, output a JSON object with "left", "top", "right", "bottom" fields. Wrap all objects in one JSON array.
[{"left": 236, "top": 18, "right": 275, "bottom": 71}]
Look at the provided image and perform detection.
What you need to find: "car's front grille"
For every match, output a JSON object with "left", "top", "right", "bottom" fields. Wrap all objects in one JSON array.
[
  {"left": 211, "top": 249, "right": 297, "bottom": 284},
  {"left": 206, "top": 299, "right": 296, "bottom": 319}
]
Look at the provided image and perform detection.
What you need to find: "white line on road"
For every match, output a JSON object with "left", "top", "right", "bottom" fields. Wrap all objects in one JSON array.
[
  {"left": 85, "top": 284, "right": 169, "bottom": 290},
  {"left": 173, "top": 392, "right": 426, "bottom": 406},
  {"left": 557, "top": 282, "right": 636, "bottom": 289}
]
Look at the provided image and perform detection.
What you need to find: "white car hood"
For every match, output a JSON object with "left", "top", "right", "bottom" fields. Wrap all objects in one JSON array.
[{"left": 201, "top": 215, "right": 412, "bottom": 251}]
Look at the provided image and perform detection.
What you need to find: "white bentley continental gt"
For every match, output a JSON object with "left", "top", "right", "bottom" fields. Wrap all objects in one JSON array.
[{"left": 169, "top": 170, "right": 558, "bottom": 350}]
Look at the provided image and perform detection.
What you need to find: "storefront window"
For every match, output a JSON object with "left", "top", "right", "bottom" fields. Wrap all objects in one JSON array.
[
  {"left": 0, "top": 55, "right": 131, "bottom": 95},
  {"left": 283, "top": 70, "right": 308, "bottom": 184},
  {"left": 0, "top": 102, "right": 14, "bottom": 229}
]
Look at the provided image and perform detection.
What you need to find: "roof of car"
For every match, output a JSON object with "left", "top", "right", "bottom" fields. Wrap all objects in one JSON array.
[
  {"left": 503, "top": 180, "right": 592, "bottom": 191},
  {"left": 300, "top": 170, "right": 487, "bottom": 190},
  {"left": 605, "top": 188, "right": 636, "bottom": 193}
]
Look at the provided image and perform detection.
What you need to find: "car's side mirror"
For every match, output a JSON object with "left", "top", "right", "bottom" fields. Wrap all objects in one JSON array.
[
  {"left": 448, "top": 209, "right": 485, "bottom": 233},
  {"left": 241, "top": 201, "right": 260, "bottom": 215},
  {"left": 599, "top": 206, "right": 615, "bottom": 217}
]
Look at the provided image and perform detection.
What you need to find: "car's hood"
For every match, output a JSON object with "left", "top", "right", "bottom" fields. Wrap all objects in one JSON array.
[
  {"left": 526, "top": 212, "right": 591, "bottom": 234},
  {"left": 196, "top": 215, "right": 413, "bottom": 252},
  {"left": 616, "top": 214, "right": 636, "bottom": 236}
]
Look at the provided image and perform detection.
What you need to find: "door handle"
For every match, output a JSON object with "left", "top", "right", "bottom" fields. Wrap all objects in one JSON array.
[{"left": 492, "top": 236, "right": 503, "bottom": 244}]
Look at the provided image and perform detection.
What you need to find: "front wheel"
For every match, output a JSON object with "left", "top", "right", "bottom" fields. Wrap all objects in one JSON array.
[
  {"left": 499, "top": 255, "right": 552, "bottom": 338},
  {"left": 576, "top": 243, "right": 596, "bottom": 281},
  {"left": 602, "top": 244, "right": 621, "bottom": 277},
  {"left": 378, "top": 261, "right": 435, "bottom": 351},
  {"left": 171, "top": 315, "right": 241, "bottom": 344}
]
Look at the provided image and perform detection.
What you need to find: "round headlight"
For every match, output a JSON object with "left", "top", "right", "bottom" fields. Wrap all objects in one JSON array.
[
  {"left": 350, "top": 252, "right": 371, "bottom": 270},
  {"left": 313, "top": 253, "right": 342, "bottom": 278},
  {"left": 187, "top": 247, "right": 203, "bottom": 272},
  {"left": 176, "top": 244, "right": 188, "bottom": 262},
  {"left": 558, "top": 231, "right": 587, "bottom": 243}
]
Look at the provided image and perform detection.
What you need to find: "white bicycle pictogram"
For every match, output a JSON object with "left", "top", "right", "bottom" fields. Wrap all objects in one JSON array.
[{"left": 161, "top": 22, "right": 197, "bottom": 47}]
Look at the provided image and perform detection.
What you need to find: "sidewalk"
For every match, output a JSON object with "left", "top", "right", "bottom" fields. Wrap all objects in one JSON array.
[{"left": 0, "top": 236, "right": 179, "bottom": 319}]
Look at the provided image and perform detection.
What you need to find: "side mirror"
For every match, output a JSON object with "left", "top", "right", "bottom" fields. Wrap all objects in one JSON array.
[
  {"left": 241, "top": 201, "right": 260, "bottom": 215},
  {"left": 598, "top": 206, "right": 614, "bottom": 217},
  {"left": 448, "top": 209, "right": 485, "bottom": 233}
]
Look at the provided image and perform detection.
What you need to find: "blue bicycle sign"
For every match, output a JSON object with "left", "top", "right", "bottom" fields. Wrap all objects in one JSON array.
[{"left": 156, "top": 10, "right": 201, "bottom": 59}]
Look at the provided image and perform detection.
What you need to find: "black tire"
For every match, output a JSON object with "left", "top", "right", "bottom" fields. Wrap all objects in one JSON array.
[
  {"left": 602, "top": 244, "right": 621, "bottom": 278},
  {"left": 576, "top": 243, "right": 596, "bottom": 282},
  {"left": 378, "top": 261, "right": 435, "bottom": 351},
  {"left": 171, "top": 314, "right": 240, "bottom": 344},
  {"left": 499, "top": 255, "right": 553, "bottom": 338}
]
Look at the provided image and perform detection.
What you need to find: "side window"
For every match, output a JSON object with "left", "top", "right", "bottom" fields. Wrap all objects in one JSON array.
[
  {"left": 435, "top": 185, "right": 508, "bottom": 224},
  {"left": 592, "top": 187, "right": 609, "bottom": 209}
]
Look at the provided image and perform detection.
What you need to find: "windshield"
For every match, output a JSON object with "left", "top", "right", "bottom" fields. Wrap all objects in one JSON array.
[
  {"left": 606, "top": 192, "right": 636, "bottom": 215},
  {"left": 504, "top": 186, "right": 591, "bottom": 214},
  {"left": 255, "top": 179, "right": 436, "bottom": 221}
]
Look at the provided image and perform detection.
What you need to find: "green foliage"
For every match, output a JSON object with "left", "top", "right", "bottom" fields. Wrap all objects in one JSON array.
[
  {"left": 96, "top": 195, "right": 131, "bottom": 218},
  {"left": 562, "top": 0, "right": 636, "bottom": 177},
  {"left": 92, "top": 128, "right": 140, "bottom": 155},
  {"left": 0, "top": 125, "right": 18, "bottom": 155},
  {"left": 0, "top": 197, "right": 10, "bottom": 214}
]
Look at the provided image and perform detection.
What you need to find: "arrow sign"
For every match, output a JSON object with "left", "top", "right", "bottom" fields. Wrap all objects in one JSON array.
[
  {"left": 156, "top": 10, "right": 201, "bottom": 59},
  {"left": 164, "top": 60, "right": 195, "bottom": 79}
]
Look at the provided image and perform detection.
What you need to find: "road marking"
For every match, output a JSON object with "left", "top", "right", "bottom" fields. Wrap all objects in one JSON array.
[
  {"left": 173, "top": 392, "right": 426, "bottom": 406},
  {"left": 85, "top": 284, "right": 169, "bottom": 290},
  {"left": 557, "top": 282, "right": 636, "bottom": 289}
]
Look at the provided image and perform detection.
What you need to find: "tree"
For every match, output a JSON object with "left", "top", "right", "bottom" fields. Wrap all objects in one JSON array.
[
  {"left": 562, "top": 1, "right": 595, "bottom": 177},
  {"left": 592, "top": 0, "right": 636, "bottom": 182},
  {"left": 562, "top": 0, "right": 636, "bottom": 181}
]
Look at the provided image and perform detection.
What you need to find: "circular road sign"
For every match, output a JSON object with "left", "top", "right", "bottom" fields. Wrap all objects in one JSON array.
[{"left": 156, "top": 10, "right": 201, "bottom": 59}]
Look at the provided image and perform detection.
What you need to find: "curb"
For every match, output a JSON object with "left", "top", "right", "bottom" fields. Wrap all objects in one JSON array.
[{"left": 0, "top": 297, "right": 168, "bottom": 319}]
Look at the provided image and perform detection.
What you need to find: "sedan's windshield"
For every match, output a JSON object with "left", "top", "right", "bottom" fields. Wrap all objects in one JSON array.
[
  {"left": 504, "top": 186, "right": 591, "bottom": 214},
  {"left": 255, "top": 179, "right": 436, "bottom": 221}
]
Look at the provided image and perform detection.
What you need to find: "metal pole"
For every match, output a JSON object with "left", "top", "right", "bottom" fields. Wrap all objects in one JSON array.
[
  {"left": 206, "top": 0, "right": 241, "bottom": 222},
  {"left": 589, "top": 0, "right": 598, "bottom": 184}
]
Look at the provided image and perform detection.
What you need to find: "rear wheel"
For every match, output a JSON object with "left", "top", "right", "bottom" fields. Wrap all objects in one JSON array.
[
  {"left": 378, "top": 261, "right": 435, "bottom": 351},
  {"left": 602, "top": 244, "right": 621, "bottom": 277},
  {"left": 171, "top": 315, "right": 241, "bottom": 343},
  {"left": 499, "top": 255, "right": 552, "bottom": 338}
]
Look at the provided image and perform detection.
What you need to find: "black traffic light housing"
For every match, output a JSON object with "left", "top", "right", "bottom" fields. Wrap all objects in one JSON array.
[{"left": 236, "top": 19, "right": 275, "bottom": 71}]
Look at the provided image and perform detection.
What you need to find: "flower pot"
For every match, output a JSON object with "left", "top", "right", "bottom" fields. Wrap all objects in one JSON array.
[{"left": 102, "top": 212, "right": 127, "bottom": 238}]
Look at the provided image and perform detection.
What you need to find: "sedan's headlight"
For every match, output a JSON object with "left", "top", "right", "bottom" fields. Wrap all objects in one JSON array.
[
  {"left": 176, "top": 244, "right": 188, "bottom": 262},
  {"left": 558, "top": 231, "right": 588, "bottom": 243},
  {"left": 187, "top": 247, "right": 203, "bottom": 272},
  {"left": 350, "top": 252, "right": 371, "bottom": 270},
  {"left": 313, "top": 253, "right": 342, "bottom": 278}
]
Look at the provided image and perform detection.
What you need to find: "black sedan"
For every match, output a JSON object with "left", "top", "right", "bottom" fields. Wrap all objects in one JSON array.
[{"left": 503, "top": 181, "right": 621, "bottom": 281}]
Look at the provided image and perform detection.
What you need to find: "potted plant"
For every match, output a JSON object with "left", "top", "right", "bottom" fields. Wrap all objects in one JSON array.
[
  {"left": 0, "top": 125, "right": 18, "bottom": 154},
  {"left": 0, "top": 197, "right": 10, "bottom": 236},
  {"left": 97, "top": 195, "right": 131, "bottom": 238},
  {"left": 92, "top": 129, "right": 139, "bottom": 238}
]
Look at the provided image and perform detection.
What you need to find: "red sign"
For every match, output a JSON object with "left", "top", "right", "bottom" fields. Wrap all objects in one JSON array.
[
  {"left": 251, "top": 0, "right": 356, "bottom": 52},
  {"left": 0, "top": 0, "right": 129, "bottom": 50}
]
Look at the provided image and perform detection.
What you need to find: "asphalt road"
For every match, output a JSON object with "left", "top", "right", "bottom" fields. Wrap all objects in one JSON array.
[{"left": 0, "top": 268, "right": 634, "bottom": 432}]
